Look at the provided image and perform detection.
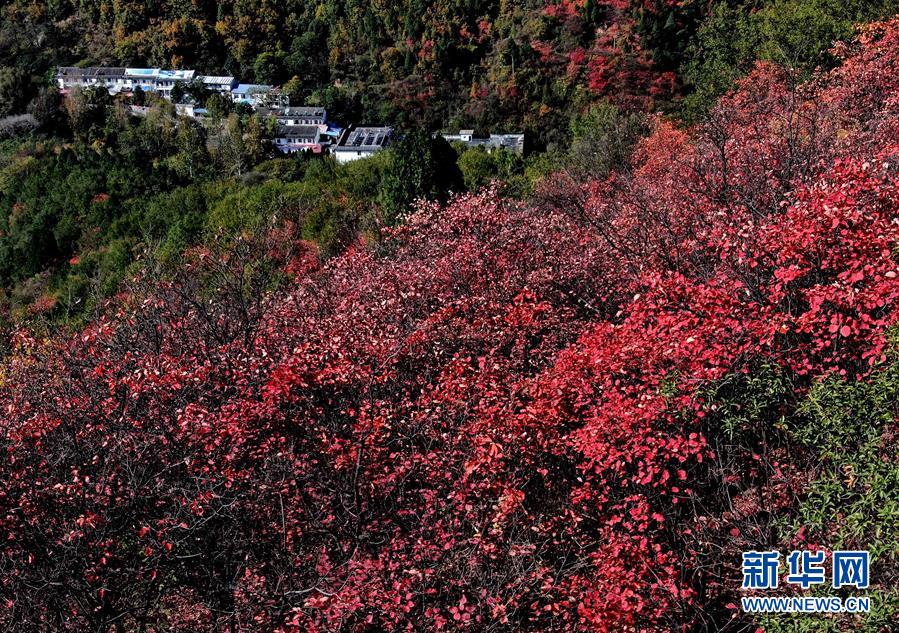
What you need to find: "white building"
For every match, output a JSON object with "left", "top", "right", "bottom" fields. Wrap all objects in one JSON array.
[
  {"left": 274, "top": 124, "right": 330, "bottom": 153},
  {"left": 200, "top": 75, "right": 237, "bottom": 94},
  {"left": 57, "top": 67, "right": 127, "bottom": 92},
  {"left": 56, "top": 67, "right": 198, "bottom": 98},
  {"left": 332, "top": 126, "right": 392, "bottom": 163},
  {"left": 440, "top": 129, "right": 525, "bottom": 154},
  {"left": 269, "top": 106, "right": 327, "bottom": 126},
  {"left": 174, "top": 103, "right": 197, "bottom": 118},
  {"left": 125, "top": 68, "right": 195, "bottom": 98},
  {"left": 230, "top": 84, "right": 284, "bottom": 107}
]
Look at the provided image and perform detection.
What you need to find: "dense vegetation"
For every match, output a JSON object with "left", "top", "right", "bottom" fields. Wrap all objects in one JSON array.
[
  {"left": 2, "top": 0, "right": 898, "bottom": 327},
  {"left": 3, "top": 0, "right": 899, "bottom": 135},
  {"left": 2, "top": 14, "right": 899, "bottom": 632},
  {"left": 0, "top": 82, "right": 651, "bottom": 327}
]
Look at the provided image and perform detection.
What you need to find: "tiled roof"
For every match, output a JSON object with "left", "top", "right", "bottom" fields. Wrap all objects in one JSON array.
[
  {"left": 276, "top": 124, "right": 321, "bottom": 139},
  {"left": 337, "top": 126, "right": 392, "bottom": 149}
]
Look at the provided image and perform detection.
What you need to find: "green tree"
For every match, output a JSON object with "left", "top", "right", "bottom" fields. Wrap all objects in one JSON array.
[
  {"left": 131, "top": 86, "right": 146, "bottom": 106},
  {"left": 681, "top": 0, "right": 898, "bottom": 120},
  {"left": 457, "top": 146, "right": 498, "bottom": 191},
  {"left": 170, "top": 81, "right": 186, "bottom": 104},
  {"left": 205, "top": 92, "right": 232, "bottom": 121},
  {"left": 254, "top": 52, "right": 285, "bottom": 85},
  {"left": 27, "top": 87, "right": 61, "bottom": 129},
  {"left": 184, "top": 78, "right": 211, "bottom": 105},
  {"left": 243, "top": 115, "right": 271, "bottom": 167},
  {"left": 567, "top": 102, "right": 648, "bottom": 179},
  {"left": 215, "top": 114, "right": 272, "bottom": 178},
  {"left": 634, "top": 0, "right": 707, "bottom": 71},
  {"left": 168, "top": 120, "right": 209, "bottom": 180},
  {"left": 286, "top": 29, "right": 329, "bottom": 91},
  {"left": 762, "top": 351, "right": 899, "bottom": 631},
  {"left": 63, "top": 86, "right": 112, "bottom": 144},
  {"left": 0, "top": 66, "right": 30, "bottom": 117},
  {"left": 379, "top": 131, "right": 462, "bottom": 225},
  {"left": 281, "top": 76, "right": 303, "bottom": 105}
]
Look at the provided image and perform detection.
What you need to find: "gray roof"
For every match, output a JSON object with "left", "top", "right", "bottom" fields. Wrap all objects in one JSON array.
[
  {"left": 440, "top": 131, "right": 525, "bottom": 151},
  {"left": 276, "top": 124, "right": 321, "bottom": 139},
  {"left": 200, "top": 75, "right": 235, "bottom": 85},
  {"left": 276, "top": 106, "right": 326, "bottom": 118},
  {"left": 336, "top": 126, "right": 392, "bottom": 150},
  {"left": 96, "top": 67, "right": 127, "bottom": 78},
  {"left": 232, "top": 83, "right": 273, "bottom": 95},
  {"left": 58, "top": 66, "right": 126, "bottom": 79},
  {"left": 485, "top": 133, "right": 524, "bottom": 148},
  {"left": 262, "top": 106, "right": 328, "bottom": 121}
]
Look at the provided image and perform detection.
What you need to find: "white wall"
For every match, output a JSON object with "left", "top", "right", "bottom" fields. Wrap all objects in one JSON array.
[{"left": 333, "top": 150, "right": 375, "bottom": 164}]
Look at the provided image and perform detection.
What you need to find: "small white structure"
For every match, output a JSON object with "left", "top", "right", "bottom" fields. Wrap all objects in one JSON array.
[
  {"left": 231, "top": 84, "right": 262, "bottom": 103},
  {"left": 200, "top": 75, "right": 237, "bottom": 94},
  {"left": 230, "top": 84, "right": 283, "bottom": 107},
  {"left": 126, "top": 68, "right": 195, "bottom": 98},
  {"left": 174, "top": 103, "right": 197, "bottom": 118},
  {"left": 266, "top": 106, "right": 327, "bottom": 126},
  {"left": 332, "top": 126, "right": 392, "bottom": 163},
  {"left": 274, "top": 124, "right": 329, "bottom": 153},
  {"left": 440, "top": 129, "right": 525, "bottom": 154}
]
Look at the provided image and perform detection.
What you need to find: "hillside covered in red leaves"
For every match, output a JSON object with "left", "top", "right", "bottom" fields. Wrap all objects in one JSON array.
[{"left": 2, "top": 19, "right": 899, "bottom": 633}]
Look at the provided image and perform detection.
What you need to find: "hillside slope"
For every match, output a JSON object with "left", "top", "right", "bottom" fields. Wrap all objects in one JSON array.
[
  {"left": 4, "top": 1, "right": 896, "bottom": 133},
  {"left": 1, "top": 17, "right": 899, "bottom": 633}
]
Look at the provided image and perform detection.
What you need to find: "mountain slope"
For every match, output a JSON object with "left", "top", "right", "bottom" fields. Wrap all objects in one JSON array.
[{"left": 1, "top": 17, "right": 899, "bottom": 633}]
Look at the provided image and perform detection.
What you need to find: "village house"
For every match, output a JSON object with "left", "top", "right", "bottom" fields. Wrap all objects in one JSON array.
[
  {"left": 231, "top": 84, "right": 286, "bottom": 108},
  {"left": 440, "top": 129, "right": 525, "bottom": 154},
  {"left": 200, "top": 75, "right": 237, "bottom": 94},
  {"left": 124, "top": 68, "right": 196, "bottom": 98},
  {"left": 273, "top": 123, "right": 330, "bottom": 154},
  {"left": 267, "top": 105, "right": 344, "bottom": 153},
  {"left": 231, "top": 84, "right": 269, "bottom": 105},
  {"left": 57, "top": 67, "right": 117, "bottom": 90},
  {"left": 57, "top": 67, "right": 198, "bottom": 97},
  {"left": 332, "top": 126, "right": 392, "bottom": 163},
  {"left": 268, "top": 106, "right": 327, "bottom": 126},
  {"left": 57, "top": 67, "right": 126, "bottom": 92}
]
